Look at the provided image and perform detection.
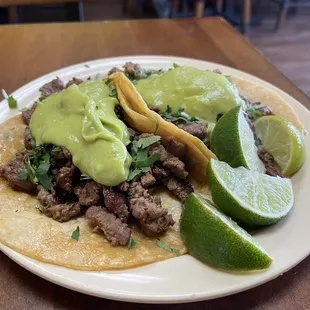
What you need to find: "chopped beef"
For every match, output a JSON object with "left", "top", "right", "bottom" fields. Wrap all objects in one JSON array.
[
  {"left": 119, "top": 181, "right": 130, "bottom": 192},
  {"left": 123, "top": 62, "right": 147, "bottom": 79},
  {"left": 65, "top": 77, "right": 83, "bottom": 88},
  {"left": 37, "top": 185, "right": 83, "bottom": 222},
  {"left": 52, "top": 147, "right": 72, "bottom": 168},
  {"left": 128, "top": 181, "right": 174, "bottom": 236},
  {"left": 37, "top": 185, "right": 60, "bottom": 206},
  {"left": 102, "top": 186, "right": 129, "bottom": 222},
  {"left": 43, "top": 202, "right": 83, "bottom": 222},
  {"left": 252, "top": 102, "right": 273, "bottom": 117},
  {"left": 108, "top": 67, "right": 122, "bottom": 76},
  {"left": 53, "top": 146, "right": 72, "bottom": 161},
  {"left": 74, "top": 180, "right": 102, "bottom": 206},
  {"left": 245, "top": 100, "right": 274, "bottom": 122},
  {"left": 86, "top": 206, "right": 131, "bottom": 246},
  {"left": 21, "top": 103, "right": 37, "bottom": 125},
  {"left": 39, "top": 77, "right": 64, "bottom": 99},
  {"left": 0, "top": 154, "right": 36, "bottom": 193},
  {"left": 149, "top": 106, "right": 160, "bottom": 113},
  {"left": 257, "top": 146, "right": 283, "bottom": 177},
  {"left": 149, "top": 143, "right": 188, "bottom": 179},
  {"left": 141, "top": 171, "right": 156, "bottom": 187},
  {"left": 55, "top": 165, "right": 76, "bottom": 193},
  {"left": 176, "top": 122, "right": 208, "bottom": 140},
  {"left": 152, "top": 166, "right": 193, "bottom": 202},
  {"left": 164, "top": 136, "right": 186, "bottom": 159},
  {"left": 24, "top": 127, "right": 34, "bottom": 150},
  {"left": 128, "top": 127, "right": 139, "bottom": 138}
]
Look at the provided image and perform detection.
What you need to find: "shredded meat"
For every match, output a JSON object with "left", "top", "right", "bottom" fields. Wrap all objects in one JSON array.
[
  {"left": 65, "top": 77, "right": 83, "bottom": 88},
  {"left": 176, "top": 122, "right": 208, "bottom": 140},
  {"left": 0, "top": 154, "right": 36, "bottom": 193},
  {"left": 128, "top": 181, "right": 174, "bottom": 236},
  {"left": 149, "top": 143, "right": 188, "bottom": 179},
  {"left": 164, "top": 136, "right": 186, "bottom": 159},
  {"left": 86, "top": 206, "right": 131, "bottom": 246},
  {"left": 21, "top": 103, "right": 37, "bottom": 125},
  {"left": 141, "top": 171, "right": 156, "bottom": 187},
  {"left": 39, "top": 77, "right": 64, "bottom": 99},
  {"left": 123, "top": 62, "right": 147, "bottom": 79},
  {"left": 24, "top": 127, "right": 34, "bottom": 150},
  {"left": 55, "top": 165, "right": 76, "bottom": 193},
  {"left": 74, "top": 180, "right": 102, "bottom": 206},
  {"left": 108, "top": 67, "right": 122, "bottom": 76},
  {"left": 44, "top": 202, "right": 83, "bottom": 222},
  {"left": 152, "top": 166, "right": 193, "bottom": 202},
  {"left": 37, "top": 185, "right": 59, "bottom": 206},
  {"left": 102, "top": 186, "right": 129, "bottom": 222},
  {"left": 257, "top": 146, "right": 283, "bottom": 177}
]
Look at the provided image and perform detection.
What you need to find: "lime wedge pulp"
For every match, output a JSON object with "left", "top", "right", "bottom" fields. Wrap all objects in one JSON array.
[
  {"left": 254, "top": 115, "right": 306, "bottom": 177},
  {"left": 210, "top": 106, "right": 265, "bottom": 173},
  {"left": 207, "top": 158, "right": 294, "bottom": 227},
  {"left": 180, "top": 193, "right": 272, "bottom": 271}
]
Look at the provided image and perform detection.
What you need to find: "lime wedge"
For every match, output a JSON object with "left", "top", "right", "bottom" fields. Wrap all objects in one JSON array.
[
  {"left": 180, "top": 193, "right": 272, "bottom": 271},
  {"left": 254, "top": 116, "right": 306, "bottom": 177},
  {"left": 211, "top": 106, "right": 265, "bottom": 173},
  {"left": 207, "top": 158, "right": 294, "bottom": 226}
]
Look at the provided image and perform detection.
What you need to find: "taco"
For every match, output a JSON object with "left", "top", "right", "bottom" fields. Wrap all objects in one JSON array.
[{"left": 0, "top": 62, "right": 304, "bottom": 271}]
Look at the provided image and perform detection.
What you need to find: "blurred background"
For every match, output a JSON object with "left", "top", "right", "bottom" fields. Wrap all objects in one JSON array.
[{"left": 0, "top": 0, "right": 309, "bottom": 95}]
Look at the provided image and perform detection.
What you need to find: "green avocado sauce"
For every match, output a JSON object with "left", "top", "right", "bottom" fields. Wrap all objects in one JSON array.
[
  {"left": 30, "top": 81, "right": 132, "bottom": 186},
  {"left": 136, "top": 66, "right": 244, "bottom": 123}
]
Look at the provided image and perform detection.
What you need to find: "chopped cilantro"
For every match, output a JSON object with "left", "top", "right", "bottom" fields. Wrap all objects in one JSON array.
[
  {"left": 17, "top": 147, "right": 25, "bottom": 153},
  {"left": 134, "top": 135, "right": 161, "bottom": 149},
  {"left": 71, "top": 226, "right": 80, "bottom": 241},
  {"left": 161, "top": 105, "right": 199, "bottom": 124},
  {"left": 127, "top": 167, "right": 151, "bottom": 181},
  {"left": 128, "top": 237, "right": 136, "bottom": 249},
  {"left": 245, "top": 104, "right": 264, "bottom": 122},
  {"left": 2, "top": 89, "right": 17, "bottom": 109},
  {"left": 3, "top": 132, "right": 9, "bottom": 140},
  {"left": 17, "top": 170, "right": 28, "bottom": 180},
  {"left": 156, "top": 239, "right": 180, "bottom": 255},
  {"left": 172, "top": 62, "right": 180, "bottom": 68},
  {"left": 35, "top": 162, "right": 53, "bottom": 190}
]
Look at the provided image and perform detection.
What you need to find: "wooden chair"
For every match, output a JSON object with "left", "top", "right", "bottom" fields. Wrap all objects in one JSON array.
[
  {"left": 0, "top": 0, "right": 84, "bottom": 23},
  {"left": 273, "top": 0, "right": 310, "bottom": 30}
]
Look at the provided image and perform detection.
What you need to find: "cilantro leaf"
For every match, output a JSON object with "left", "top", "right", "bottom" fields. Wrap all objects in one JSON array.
[
  {"left": 156, "top": 239, "right": 180, "bottom": 255},
  {"left": 71, "top": 226, "right": 80, "bottom": 241},
  {"left": 127, "top": 167, "right": 151, "bottom": 181},
  {"left": 172, "top": 63, "right": 180, "bottom": 68},
  {"left": 35, "top": 162, "right": 53, "bottom": 190},
  {"left": 161, "top": 105, "right": 199, "bottom": 124},
  {"left": 128, "top": 237, "right": 136, "bottom": 249},
  {"left": 134, "top": 135, "right": 161, "bottom": 149},
  {"left": 134, "top": 153, "right": 160, "bottom": 169},
  {"left": 245, "top": 104, "right": 263, "bottom": 122},
  {"left": 2, "top": 89, "right": 17, "bottom": 109},
  {"left": 51, "top": 145, "right": 61, "bottom": 155},
  {"left": 3, "top": 132, "right": 9, "bottom": 140},
  {"left": 17, "top": 170, "right": 28, "bottom": 180}
]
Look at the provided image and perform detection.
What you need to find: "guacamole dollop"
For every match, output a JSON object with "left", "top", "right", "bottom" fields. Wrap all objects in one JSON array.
[
  {"left": 136, "top": 66, "right": 243, "bottom": 123},
  {"left": 30, "top": 81, "right": 132, "bottom": 186}
]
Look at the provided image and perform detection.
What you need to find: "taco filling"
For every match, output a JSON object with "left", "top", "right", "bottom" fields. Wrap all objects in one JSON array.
[{"left": 0, "top": 62, "right": 305, "bottom": 271}]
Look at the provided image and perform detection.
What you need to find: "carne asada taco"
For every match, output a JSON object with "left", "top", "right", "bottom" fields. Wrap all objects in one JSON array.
[{"left": 0, "top": 62, "right": 304, "bottom": 271}]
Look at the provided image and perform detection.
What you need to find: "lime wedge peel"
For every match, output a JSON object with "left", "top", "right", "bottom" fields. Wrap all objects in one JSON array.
[
  {"left": 207, "top": 159, "right": 294, "bottom": 227},
  {"left": 180, "top": 193, "right": 272, "bottom": 271}
]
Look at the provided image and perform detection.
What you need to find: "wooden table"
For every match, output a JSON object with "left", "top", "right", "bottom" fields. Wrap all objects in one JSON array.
[{"left": 1, "top": 17, "right": 310, "bottom": 309}]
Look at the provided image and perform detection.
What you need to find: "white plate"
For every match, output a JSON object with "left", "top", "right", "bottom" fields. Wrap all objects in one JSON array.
[{"left": 1, "top": 56, "right": 310, "bottom": 304}]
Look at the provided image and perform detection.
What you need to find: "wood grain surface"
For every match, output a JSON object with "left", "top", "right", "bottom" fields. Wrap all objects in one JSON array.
[{"left": 0, "top": 17, "right": 310, "bottom": 310}]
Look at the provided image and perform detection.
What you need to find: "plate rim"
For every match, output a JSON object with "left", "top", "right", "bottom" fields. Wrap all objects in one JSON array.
[{"left": 0, "top": 55, "right": 309, "bottom": 304}]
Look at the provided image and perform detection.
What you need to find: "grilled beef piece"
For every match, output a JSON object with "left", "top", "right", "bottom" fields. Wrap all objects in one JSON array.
[
  {"left": 37, "top": 186, "right": 83, "bottom": 222},
  {"left": 245, "top": 100, "right": 274, "bottom": 122},
  {"left": 86, "top": 206, "right": 131, "bottom": 246},
  {"left": 141, "top": 171, "right": 156, "bottom": 187},
  {"left": 164, "top": 136, "right": 186, "bottom": 159},
  {"left": 21, "top": 103, "right": 37, "bottom": 125},
  {"left": 257, "top": 146, "right": 283, "bottom": 177},
  {"left": 108, "top": 67, "right": 122, "bottom": 76},
  {"left": 55, "top": 165, "right": 76, "bottom": 193},
  {"left": 119, "top": 181, "right": 130, "bottom": 192},
  {"left": 74, "top": 180, "right": 102, "bottom": 206},
  {"left": 152, "top": 166, "right": 193, "bottom": 202},
  {"left": 123, "top": 62, "right": 147, "bottom": 79},
  {"left": 65, "top": 78, "right": 83, "bottom": 88},
  {"left": 39, "top": 77, "right": 64, "bottom": 99},
  {"left": 128, "top": 127, "right": 139, "bottom": 138},
  {"left": 53, "top": 146, "right": 72, "bottom": 161},
  {"left": 0, "top": 154, "right": 36, "bottom": 193},
  {"left": 51, "top": 147, "right": 72, "bottom": 168},
  {"left": 102, "top": 186, "right": 129, "bottom": 223},
  {"left": 176, "top": 122, "right": 208, "bottom": 140},
  {"left": 24, "top": 127, "right": 34, "bottom": 150},
  {"left": 128, "top": 181, "right": 174, "bottom": 236},
  {"left": 149, "top": 143, "right": 188, "bottom": 179}
]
